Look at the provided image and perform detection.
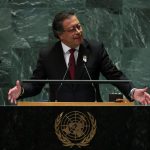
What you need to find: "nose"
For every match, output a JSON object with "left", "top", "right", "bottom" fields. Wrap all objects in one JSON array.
[{"left": 75, "top": 27, "right": 81, "bottom": 35}]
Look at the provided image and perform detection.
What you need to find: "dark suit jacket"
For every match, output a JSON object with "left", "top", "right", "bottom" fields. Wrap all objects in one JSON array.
[{"left": 20, "top": 39, "right": 134, "bottom": 102}]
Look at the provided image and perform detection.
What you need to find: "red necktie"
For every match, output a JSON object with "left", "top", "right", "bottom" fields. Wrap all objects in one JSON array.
[{"left": 69, "top": 49, "right": 75, "bottom": 79}]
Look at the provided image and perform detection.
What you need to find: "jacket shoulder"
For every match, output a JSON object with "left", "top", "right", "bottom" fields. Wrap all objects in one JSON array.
[
  {"left": 39, "top": 41, "right": 61, "bottom": 58},
  {"left": 83, "top": 39, "right": 104, "bottom": 52}
]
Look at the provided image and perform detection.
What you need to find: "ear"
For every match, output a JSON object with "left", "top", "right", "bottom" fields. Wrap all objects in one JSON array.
[{"left": 58, "top": 33, "right": 64, "bottom": 40}]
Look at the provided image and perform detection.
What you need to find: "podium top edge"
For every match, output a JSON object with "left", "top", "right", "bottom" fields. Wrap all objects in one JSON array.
[
  {"left": 21, "top": 80, "right": 132, "bottom": 84},
  {"left": 17, "top": 101, "right": 134, "bottom": 106}
]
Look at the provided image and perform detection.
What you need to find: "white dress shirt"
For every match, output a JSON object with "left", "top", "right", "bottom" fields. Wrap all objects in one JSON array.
[{"left": 61, "top": 42, "right": 79, "bottom": 68}]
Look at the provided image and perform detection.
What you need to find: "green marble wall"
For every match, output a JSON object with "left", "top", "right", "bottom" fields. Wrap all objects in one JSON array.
[{"left": 0, "top": 0, "right": 150, "bottom": 104}]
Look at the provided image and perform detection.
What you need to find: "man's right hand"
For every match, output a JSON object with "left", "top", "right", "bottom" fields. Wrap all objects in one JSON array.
[{"left": 8, "top": 80, "right": 22, "bottom": 104}]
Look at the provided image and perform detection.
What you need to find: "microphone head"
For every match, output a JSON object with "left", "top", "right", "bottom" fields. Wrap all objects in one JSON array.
[{"left": 83, "top": 55, "right": 87, "bottom": 63}]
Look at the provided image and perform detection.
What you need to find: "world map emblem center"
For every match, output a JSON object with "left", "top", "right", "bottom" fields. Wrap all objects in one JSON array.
[{"left": 55, "top": 111, "right": 97, "bottom": 148}]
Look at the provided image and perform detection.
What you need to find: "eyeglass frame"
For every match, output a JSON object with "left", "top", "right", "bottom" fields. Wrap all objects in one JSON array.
[{"left": 63, "top": 23, "right": 82, "bottom": 33}]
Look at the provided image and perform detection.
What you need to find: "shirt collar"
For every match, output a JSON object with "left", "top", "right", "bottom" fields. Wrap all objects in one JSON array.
[{"left": 61, "top": 42, "right": 79, "bottom": 54}]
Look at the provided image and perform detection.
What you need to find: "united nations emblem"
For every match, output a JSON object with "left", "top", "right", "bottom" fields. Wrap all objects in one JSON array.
[{"left": 55, "top": 111, "right": 96, "bottom": 148}]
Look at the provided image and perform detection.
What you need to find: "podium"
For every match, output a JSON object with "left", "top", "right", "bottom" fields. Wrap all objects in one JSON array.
[
  {"left": 13, "top": 100, "right": 136, "bottom": 150},
  {"left": 17, "top": 101, "right": 134, "bottom": 106}
]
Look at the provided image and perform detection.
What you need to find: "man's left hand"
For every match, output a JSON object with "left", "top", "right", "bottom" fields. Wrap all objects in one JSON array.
[{"left": 133, "top": 87, "right": 150, "bottom": 105}]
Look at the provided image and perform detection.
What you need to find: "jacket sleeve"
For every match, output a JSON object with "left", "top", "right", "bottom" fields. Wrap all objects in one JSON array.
[
  {"left": 98, "top": 43, "right": 134, "bottom": 100},
  {"left": 18, "top": 49, "right": 47, "bottom": 99}
]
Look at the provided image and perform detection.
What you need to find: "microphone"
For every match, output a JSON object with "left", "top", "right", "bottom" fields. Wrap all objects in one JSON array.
[
  {"left": 83, "top": 55, "right": 97, "bottom": 102},
  {"left": 55, "top": 63, "right": 70, "bottom": 102}
]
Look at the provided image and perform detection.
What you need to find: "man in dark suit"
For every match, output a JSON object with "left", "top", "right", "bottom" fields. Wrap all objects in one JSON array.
[{"left": 8, "top": 10, "right": 150, "bottom": 104}]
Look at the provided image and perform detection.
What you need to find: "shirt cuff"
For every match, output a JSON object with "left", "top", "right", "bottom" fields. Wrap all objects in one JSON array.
[
  {"left": 129, "top": 88, "right": 136, "bottom": 101},
  {"left": 19, "top": 87, "right": 24, "bottom": 97}
]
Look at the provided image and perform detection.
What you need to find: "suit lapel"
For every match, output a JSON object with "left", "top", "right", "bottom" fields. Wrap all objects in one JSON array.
[
  {"left": 74, "top": 46, "right": 84, "bottom": 79},
  {"left": 54, "top": 42, "right": 70, "bottom": 80},
  {"left": 75, "top": 40, "right": 89, "bottom": 80},
  {"left": 73, "top": 40, "right": 90, "bottom": 90}
]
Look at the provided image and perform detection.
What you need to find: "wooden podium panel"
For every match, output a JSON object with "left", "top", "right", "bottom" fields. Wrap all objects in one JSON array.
[{"left": 17, "top": 101, "right": 134, "bottom": 106}]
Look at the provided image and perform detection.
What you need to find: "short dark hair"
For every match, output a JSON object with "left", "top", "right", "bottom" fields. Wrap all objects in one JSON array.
[{"left": 52, "top": 10, "right": 75, "bottom": 39}]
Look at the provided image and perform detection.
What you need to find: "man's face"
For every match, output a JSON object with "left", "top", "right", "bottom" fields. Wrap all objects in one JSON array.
[{"left": 58, "top": 15, "right": 83, "bottom": 48}]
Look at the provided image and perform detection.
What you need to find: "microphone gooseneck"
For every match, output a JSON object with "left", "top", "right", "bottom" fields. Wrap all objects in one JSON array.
[
  {"left": 55, "top": 63, "right": 70, "bottom": 102},
  {"left": 83, "top": 55, "right": 97, "bottom": 102}
]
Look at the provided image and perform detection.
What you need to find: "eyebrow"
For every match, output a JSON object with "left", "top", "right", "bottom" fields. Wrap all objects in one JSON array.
[{"left": 67, "top": 23, "right": 81, "bottom": 28}]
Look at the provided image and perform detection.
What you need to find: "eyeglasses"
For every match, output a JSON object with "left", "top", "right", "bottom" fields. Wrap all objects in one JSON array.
[{"left": 63, "top": 24, "right": 82, "bottom": 33}]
